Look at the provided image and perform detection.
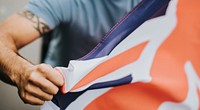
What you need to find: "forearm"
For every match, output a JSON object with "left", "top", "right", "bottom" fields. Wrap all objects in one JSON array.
[
  {"left": 0, "top": 32, "right": 33, "bottom": 86},
  {"left": 0, "top": 11, "right": 64, "bottom": 105},
  {"left": 0, "top": 33, "right": 64, "bottom": 105},
  {"left": 0, "top": 10, "right": 49, "bottom": 85}
]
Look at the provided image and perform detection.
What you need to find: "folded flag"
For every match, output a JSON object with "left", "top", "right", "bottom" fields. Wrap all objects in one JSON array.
[{"left": 41, "top": 0, "right": 200, "bottom": 109}]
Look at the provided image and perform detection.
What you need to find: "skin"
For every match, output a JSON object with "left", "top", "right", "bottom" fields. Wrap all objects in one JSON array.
[{"left": 0, "top": 9, "right": 64, "bottom": 105}]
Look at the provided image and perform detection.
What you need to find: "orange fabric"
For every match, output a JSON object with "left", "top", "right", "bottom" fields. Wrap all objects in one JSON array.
[
  {"left": 71, "top": 42, "right": 148, "bottom": 91},
  {"left": 85, "top": 0, "right": 200, "bottom": 109}
]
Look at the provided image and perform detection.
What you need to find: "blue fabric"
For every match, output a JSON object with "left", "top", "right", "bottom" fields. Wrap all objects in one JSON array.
[
  {"left": 88, "top": 75, "right": 133, "bottom": 90},
  {"left": 80, "top": 0, "right": 170, "bottom": 60}
]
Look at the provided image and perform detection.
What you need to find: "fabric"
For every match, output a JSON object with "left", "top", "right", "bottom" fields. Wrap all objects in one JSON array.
[
  {"left": 42, "top": 0, "right": 200, "bottom": 109},
  {"left": 25, "top": 0, "right": 141, "bottom": 67},
  {"left": 41, "top": 0, "right": 200, "bottom": 109}
]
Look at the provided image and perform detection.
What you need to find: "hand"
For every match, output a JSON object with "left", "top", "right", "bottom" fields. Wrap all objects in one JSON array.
[{"left": 15, "top": 63, "right": 64, "bottom": 105}]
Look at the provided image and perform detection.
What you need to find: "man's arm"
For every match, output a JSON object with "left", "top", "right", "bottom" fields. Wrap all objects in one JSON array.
[{"left": 0, "top": 9, "right": 64, "bottom": 105}]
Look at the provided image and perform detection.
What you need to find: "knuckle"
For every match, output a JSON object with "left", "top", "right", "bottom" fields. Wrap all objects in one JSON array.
[
  {"left": 42, "top": 84, "right": 50, "bottom": 91},
  {"left": 20, "top": 92, "right": 26, "bottom": 99},
  {"left": 47, "top": 86, "right": 57, "bottom": 94},
  {"left": 29, "top": 73, "right": 34, "bottom": 81},
  {"left": 46, "top": 95, "right": 53, "bottom": 101},
  {"left": 53, "top": 87, "right": 59, "bottom": 94},
  {"left": 24, "top": 94, "right": 29, "bottom": 101},
  {"left": 24, "top": 66, "right": 37, "bottom": 81},
  {"left": 24, "top": 87, "right": 28, "bottom": 93},
  {"left": 39, "top": 101, "right": 45, "bottom": 105},
  {"left": 24, "top": 84, "right": 30, "bottom": 92},
  {"left": 21, "top": 93, "right": 29, "bottom": 103},
  {"left": 29, "top": 76, "right": 41, "bottom": 87},
  {"left": 29, "top": 70, "right": 36, "bottom": 78},
  {"left": 36, "top": 64, "right": 53, "bottom": 76},
  {"left": 37, "top": 64, "right": 46, "bottom": 72},
  {"left": 47, "top": 86, "right": 58, "bottom": 95},
  {"left": 29, "top": 70, "right": 39, "bottom": 83}
]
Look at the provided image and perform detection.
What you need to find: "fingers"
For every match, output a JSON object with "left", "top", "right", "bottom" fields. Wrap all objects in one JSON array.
[
  {"left": 30, "top": 72, "right": 59, "bottom": 95},
  {"left": 19, "top": 91, "right": 45, "bottom": 105},
  {"left": 36, "top": 64, "right": 64, "bottom": 87},
  {"left": 25, "top": 82, "right": 53, "bottom": 101},
  {"left": 17, "top": 63, "right": 64, "bottom": 105}
]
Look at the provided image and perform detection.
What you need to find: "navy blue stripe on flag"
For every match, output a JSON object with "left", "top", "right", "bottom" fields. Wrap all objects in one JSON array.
[
  {"left": 80, "top": 0, "right": 170, "bottom": 60},
  {"left": 88, "top": 75, "right": 133, "bottom": 90}
]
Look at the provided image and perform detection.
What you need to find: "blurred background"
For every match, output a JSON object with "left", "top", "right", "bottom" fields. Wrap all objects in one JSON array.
[{"left": 0, "top": 0, "right": 41, "bottom": 110}]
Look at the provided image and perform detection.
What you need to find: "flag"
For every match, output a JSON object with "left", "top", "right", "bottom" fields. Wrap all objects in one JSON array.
[{"left": 41, "top": 0, "right": 200, "bottom": 109}]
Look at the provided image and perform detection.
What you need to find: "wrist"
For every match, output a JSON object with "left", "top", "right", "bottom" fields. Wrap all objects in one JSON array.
[{"left": 9, "top": 56, "right": 34, "bottom": 87}]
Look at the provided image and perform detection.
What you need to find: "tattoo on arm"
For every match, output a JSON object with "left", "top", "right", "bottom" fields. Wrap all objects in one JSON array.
[{"left": 18, "top": 10, "right": 50, "bottom": 36}]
